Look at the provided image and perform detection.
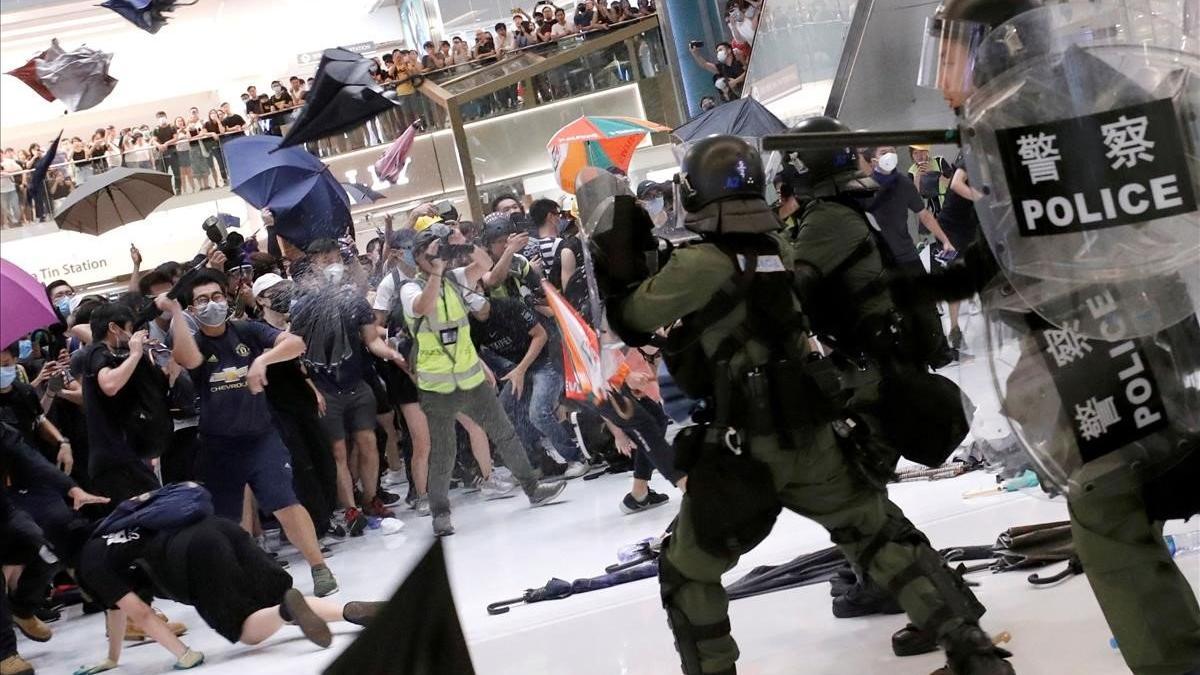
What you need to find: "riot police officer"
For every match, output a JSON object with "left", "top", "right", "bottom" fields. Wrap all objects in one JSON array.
[
  {"left": 779, "top": 115, "right": 979, "bottom": 654},
  {"left": 905, "top": 1, "right": 1200, "bottom": 673},
  {"left": 585, "top": 135, "right": 1013, "bottom": 675}
]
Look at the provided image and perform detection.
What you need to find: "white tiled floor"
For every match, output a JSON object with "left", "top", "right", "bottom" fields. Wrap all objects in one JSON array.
[{"left": 22, "top": 309, "right": 1199, "bottom": 674}]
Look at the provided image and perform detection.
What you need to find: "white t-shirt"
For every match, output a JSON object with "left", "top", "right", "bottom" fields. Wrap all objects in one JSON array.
[
  {"left": 398, "top": 268, "right": 487, "bottom": 321},
  {"left": 0, "top": 159, "right": 19, "bottom": 193},
  {"left": 550, "top": 21, "right": 574, "bottom": 39},
  {"left": 372, "top": 268, "right": 414, "bottom": 313}
]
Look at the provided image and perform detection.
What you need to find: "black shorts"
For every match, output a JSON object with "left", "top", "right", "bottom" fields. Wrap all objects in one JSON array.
[
  {"left": 90, "top": 461, "right": 161, "bottom": 504},
  {"left": 377, "top": 359, "right": 420, "bottom": 407},
  {"left": 318, "top": 385, "right": 378, "bottom": 441}
]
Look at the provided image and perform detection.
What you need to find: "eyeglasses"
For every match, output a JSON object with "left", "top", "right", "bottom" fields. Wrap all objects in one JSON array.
[{"left": 192, "top": 292, "right": 227, "bottom": 308}]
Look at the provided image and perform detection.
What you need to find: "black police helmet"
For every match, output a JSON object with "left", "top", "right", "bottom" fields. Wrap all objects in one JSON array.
[
  {"left": 678, "top": 135, "right": 765, "bottom": 213},
  {"left": 941, "top": 0, "right": 1039, "bottom": 27},
  {"left": 782, "top": 116, "right": 859, "bottom": 185}
]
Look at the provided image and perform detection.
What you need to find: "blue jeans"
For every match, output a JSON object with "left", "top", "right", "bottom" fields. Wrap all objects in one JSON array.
[{"left": 500, "top": 361, "right": 583, "bottom": 463}]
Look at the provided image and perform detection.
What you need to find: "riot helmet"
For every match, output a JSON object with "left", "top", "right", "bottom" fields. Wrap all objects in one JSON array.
[
  {"left": 768, "top": 116, "right": 869, "bottom": 198},
  {"left": 677, "top": 135, "right": 765, "bottom": 212}
]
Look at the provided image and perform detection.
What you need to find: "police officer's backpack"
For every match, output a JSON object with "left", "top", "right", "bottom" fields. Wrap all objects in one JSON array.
[{"left": 93, "top": 482, "right": 214, "bottom": 537}]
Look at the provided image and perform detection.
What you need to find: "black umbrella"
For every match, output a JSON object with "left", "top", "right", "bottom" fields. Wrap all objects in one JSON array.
[
  {"left": 27, "top": 131, "right": 62, "bottom": 207},
  {"left": 340, "top": 182, "right": 386, "bottom": 205},
  {"left": 324, "top": 541, "right": 474, "bottom": 675},
  {"left": 100, "top": 0, "right": 197, "bottom": 34},
  {"left": 53, "top": 168, "right": 174, "bottom": 236},
  {"left": 672, "top": 96, "right": 788, "bottom": 143},
  {"left": 278, "top": 48, "right": 398, "bottom": 150}
]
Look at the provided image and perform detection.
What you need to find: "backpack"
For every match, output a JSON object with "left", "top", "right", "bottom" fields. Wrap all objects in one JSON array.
[{"left": 93, "top": 482, "right": 213, "bottom": 537}]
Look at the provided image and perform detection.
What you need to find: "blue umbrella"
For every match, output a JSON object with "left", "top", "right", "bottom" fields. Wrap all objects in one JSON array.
[
  {"left": 224, "top": 135, "right": 325, "bottom": 211},
  {"left": 271, "top": 171, "right": 351, "bottom": 249},
  {"left": 672, "top": 96, "right": 788, "bottom": 143}
]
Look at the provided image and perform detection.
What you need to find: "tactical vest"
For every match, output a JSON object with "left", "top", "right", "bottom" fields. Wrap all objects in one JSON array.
[{"left": 403, "top": 276, "right": 485, "bottom": 394}]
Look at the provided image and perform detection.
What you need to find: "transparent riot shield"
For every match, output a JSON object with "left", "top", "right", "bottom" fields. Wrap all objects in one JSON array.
[{"left": 958, "top": 0, "right": 1200, "bottom": 339}]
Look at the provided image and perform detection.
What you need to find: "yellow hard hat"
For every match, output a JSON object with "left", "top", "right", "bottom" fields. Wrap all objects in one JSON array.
[{"left": 414, "top": 215, "right": 442, "bottom": 232}]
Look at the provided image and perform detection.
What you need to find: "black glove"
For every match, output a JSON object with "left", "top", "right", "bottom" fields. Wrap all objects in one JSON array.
[{"left": 589, "top": 195, "right": 658, "bottom": 301}]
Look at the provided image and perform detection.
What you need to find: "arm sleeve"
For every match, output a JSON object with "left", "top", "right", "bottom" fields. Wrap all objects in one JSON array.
[
  {"left": 905, "top": 181, "right": 925, "bottom": 213},
  {"left": 0, "top": 422, "right": 75, "bottom": 496},
  {"left": 791, "top": 206, "right": 870, "bottom": 278},
  {"left": 243, "top": 321, "right": 283, "bottom": 351},
  {"left": 619, "top": 245, "right": 734, "bottom": 333},
  {"left": 372, "top": 275, "right": 395, "bottom": 312}
]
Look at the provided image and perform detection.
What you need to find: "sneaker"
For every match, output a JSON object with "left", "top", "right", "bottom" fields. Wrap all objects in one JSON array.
[
  {"left": 364, "top": 496, "right": 396, "bottom": 519},
  {"left": 343, "top": 508, "right": 369, "bottom": 537},
  {"left": 12, "top": 615, "right": 51, "bottom": 642},
  {"left": 342, "top": 600, "right": 385, "bottom": 626},
  {"left": 480, "top": 472, "right": 519, "bottom": 500},
  {"left": 173, "top": 648, "right": 204, "bottom": 670},
  {"left": 528, "top": 480, "right": 567, "bottom": 507},
  {"left": 0, "top": 654, "right": 34, "bottom": 675},
  {"left": 377, "top": 488, "right": 402, "bottom": 506},
  {"left": 380, "top": 468, "right": 407, "bottom": 488},
  {"left": 539, "top": 454, "right": 567, "bottom": 477},
  {"left": 619, "top": 489, "right": 670, "bottom": 514},
  {"left": 949, "top": 327, "right": 964, "bottom": 350},
  {"left": 35, "top": 604, "right": 62, "bottom": 623},
  {"left": 562, "top": 461, "right": 589, "bottom": 479},
  {"left": 311, "top": 564, "right": 339, "bottom": 598},
  {"left": 326, "top": 520, "right": 348, "bottom": 540},
  {"left": 492, "top": 465, "right": 514, "bottom": 483},
  {"left": 413, "top": 496, "right": 431, "bottom": 517},
  {"left": 433, "top": 513, "right": 455, "bottom": 537},
  {"left": 283, "top": 588, "right": 332, "bottom": 648}
]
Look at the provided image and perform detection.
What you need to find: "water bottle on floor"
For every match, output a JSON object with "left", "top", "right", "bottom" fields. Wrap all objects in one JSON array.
[{"left": 1165, "top": 530, "right": 1200, "bottom": 558}]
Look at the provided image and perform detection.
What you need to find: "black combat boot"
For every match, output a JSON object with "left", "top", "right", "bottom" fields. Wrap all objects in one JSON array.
[
  {"left": 936, "top": 623, "right": 1015, "bottom": 675},
  {"left": 892, "top": 622, "right": 939, "bottom": 656},
  {"left": 831, "top": 578, "right": 903, "bottom": 618}
]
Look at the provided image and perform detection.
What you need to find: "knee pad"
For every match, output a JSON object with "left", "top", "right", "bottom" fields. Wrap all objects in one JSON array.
[{"left": 658, "top": 548, "right": 736, "bottom": 675}]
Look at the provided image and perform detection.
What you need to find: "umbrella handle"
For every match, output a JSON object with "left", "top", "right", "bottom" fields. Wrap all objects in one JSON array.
[{"left": 486, "top": 596, "right": 529, "bottom": 615}]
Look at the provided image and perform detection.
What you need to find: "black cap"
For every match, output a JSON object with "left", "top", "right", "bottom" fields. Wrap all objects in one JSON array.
[
  {"left": 678, "top": 135, "right": 765, "bottom": 212},
  {"left": 636, "top": 180, "right": 664, "bottom": 199},
  {"left": 482, "top": 212, "right": 512, "bottom": 244}
]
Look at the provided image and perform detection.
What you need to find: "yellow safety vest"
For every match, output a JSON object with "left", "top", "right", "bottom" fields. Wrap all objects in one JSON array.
[{"left": 405, "top": 276, "right": 486, "bottom": 394}]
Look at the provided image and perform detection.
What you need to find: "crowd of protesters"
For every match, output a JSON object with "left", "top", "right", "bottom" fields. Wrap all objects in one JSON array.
[{"left": 0, "top": 174, "right": 691, "bottom": 672}]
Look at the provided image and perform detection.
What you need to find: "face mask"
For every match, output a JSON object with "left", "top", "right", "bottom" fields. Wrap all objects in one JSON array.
[
  {"left": 0, "top": 366, "right": 16, "bottom": 389},
  {"left": 645, "top": 196, "right": 664, "bottom": 215},
  {"left": 194, "top": 301, "right": 229, "bottom": 327},
  {"left": 323, "top": 263, "right": 346, "bottom": 285},
  {"left": 402, "top": 249, "right": 416, "bottom": 267},
  {"left": 273, "top": 85, "right": 283, "bottom": 93},
  {"left": 558, "top": 216, "right": 574, "bottom": 233},
  {"left": 731, "top": 9, "right": 743, "bottom": 20},
  {"left": 157, "top": 116, "right": 168, "bottom": 125},
  {"left": 876, "top": 152, "right": 899, "bottom": 173},
  {"left": 54, "top": 297, "right": 71, "bottom": 316},
  {"left": 717, "top": 49, "right": 729, "bottom": 62},
  {"left": 18, "top": 339, "right": 33, "bottom": 360}
]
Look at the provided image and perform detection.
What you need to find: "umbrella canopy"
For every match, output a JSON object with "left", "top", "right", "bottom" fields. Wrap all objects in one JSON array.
[
  {"left": 54, "top": 168, "right": 173, "bottom": 236},
  {"left": 374, "top": 121, "right": 418, "bottom": 184},
  {"left": 0, "top": 259, "right": 58, "bottom": 349},
  {"left": 671, "top": 97, "right": 787, "bottom": 143},
  {"left": 7, "top": 39, "right": 117, "bottom": 112},
  {"left": 100, "top": 0, "right": 195, "bottom": 34},
  {"left": 543, "top": 280, "right": 606, "bottom": 405},
  {"left": 225, "top": 136, "right": 325, "bottom": 211},
  {"left": 340, "top": 182, "right": 386, "bottom": 205},
  {"left": 272, "top": 171, "right": 352, "bottom": 249},
  {"left": 547, "top": 116, "right": 669, "bottom": 193},
  {"left": 27, "top": 131, "right": 63, "bottom": 206},
  {"left": 278, "top": 48, "right": 399, "bottom": 150}
]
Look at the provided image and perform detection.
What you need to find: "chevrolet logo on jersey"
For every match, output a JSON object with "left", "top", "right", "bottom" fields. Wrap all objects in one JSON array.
[{"left": 208, "top": 366, "right": 249, "bottom": 391}]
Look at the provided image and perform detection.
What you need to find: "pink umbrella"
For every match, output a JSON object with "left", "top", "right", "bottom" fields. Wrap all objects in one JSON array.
[
  {"left": 374, "top": 121, "right": 418, "bottom": 184},
  {"left": 0, "top": 258, "right": 58, "bottom": 349}
]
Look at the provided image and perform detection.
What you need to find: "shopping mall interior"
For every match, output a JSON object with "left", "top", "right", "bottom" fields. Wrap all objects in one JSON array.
[{"left": 0, "top": 0, "right": 1197, "bottom": 674}]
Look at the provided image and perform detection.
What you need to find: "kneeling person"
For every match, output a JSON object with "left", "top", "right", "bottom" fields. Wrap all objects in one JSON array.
[{"left": 159, "top": 272, "right": 337, "bottom": 597}]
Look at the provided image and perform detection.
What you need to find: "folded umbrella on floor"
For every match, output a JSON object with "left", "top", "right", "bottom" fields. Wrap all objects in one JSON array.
[
  {"left": 278, "top": 48, "right": 400, "bottom": 150},
  {"left": 726, "top": 546, "right": 847, "bottom": 600},
  {"left": 487, "top": 561, "right": 659, "bottom": 615},
  {"left": 53, "top": 168, "right": 174, "bottom": 235}
]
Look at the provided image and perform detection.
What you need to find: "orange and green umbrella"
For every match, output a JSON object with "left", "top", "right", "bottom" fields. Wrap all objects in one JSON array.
[{"left": 548, "top": 115, "right": 669, "bottom": 193}]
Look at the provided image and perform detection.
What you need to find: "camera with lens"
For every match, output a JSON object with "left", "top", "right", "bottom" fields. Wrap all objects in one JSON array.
[{"left": 202, "top": 215, "right": 245, "bottom": 267}]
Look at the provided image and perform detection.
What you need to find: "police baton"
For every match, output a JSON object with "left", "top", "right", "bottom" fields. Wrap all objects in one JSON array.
[{"left": 760, "top": 128, "right": 961, "bottom": 152}]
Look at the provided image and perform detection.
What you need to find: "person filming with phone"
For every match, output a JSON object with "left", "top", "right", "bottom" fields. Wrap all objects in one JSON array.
[{"left": 687, "top": 40, "right": 745, "bottom": 101}]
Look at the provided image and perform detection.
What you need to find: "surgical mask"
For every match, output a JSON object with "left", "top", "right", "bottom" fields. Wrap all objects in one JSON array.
[
  {"left": 157, "top": 116, "right": 168, "bottom": 125},
  {"left": 645, "top": 196, "right": 664, "bottom": 215},
  {"left": 717, "top": 48, "right": 729, "bottom": 62},
  {"left": 0, "top": 366, "right": 15, "bottom": 389},
  {"left": 876, "top": 152, "right": 899, "bottom": 173},
  {"left": 54, "top": 297, "right": 71, "bottom": 316},
  {"left": 194, "top": 301, "right": 229, "bottom": 327},
  {"left": 18, "top": 339, "right": 32, "bottom": 359},
  {"left": 323, "top": 263, "right": 346, "bottom": 285},
  {"left": 273, "top": 85, "right": 283, "bottom": 93}
]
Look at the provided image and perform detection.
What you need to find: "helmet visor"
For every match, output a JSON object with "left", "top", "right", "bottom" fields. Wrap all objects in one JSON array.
[{"left": 916, "top": 16, "right": 989, "bottom": 96}]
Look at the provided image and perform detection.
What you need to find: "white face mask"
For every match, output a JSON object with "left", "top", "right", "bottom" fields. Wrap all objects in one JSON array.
[
  {"left": 323, "top": 263, "right": 346, "bottom": 285},
  {"left": 876, "top": 152, "right": 899, "bottom": 173},
  {"left": 717, "top": 48, "right": 729, "bottom": 62},
  {"left": 645, "top": 196, "right": 664, "bottom": 215}
]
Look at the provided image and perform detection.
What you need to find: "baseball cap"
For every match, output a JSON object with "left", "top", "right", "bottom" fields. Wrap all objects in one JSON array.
[
  {"left": 482, "top": 212, "right": 513, "bottom": 244},
  {"left": 908, "top": 144, "right": 931, "bottom": 152},
  {"left": 636, "top": 180, "right": 664, "bottom": 199},
  {"left": 413, "top": 215, "right": 442, "bottom": 232},
  {"left": 251, "top": 273, "right": 286, "bottom": 298}
]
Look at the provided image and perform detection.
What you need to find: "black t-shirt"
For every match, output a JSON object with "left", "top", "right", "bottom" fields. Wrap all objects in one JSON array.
[
  {"left": 867, "top": 176, "right": 925, "bottom": 264},
  {"left": 245, "top": 98, "right": 263, "bottom": 115},
  {"left": 937, "top": 154, "right": 979, "bottom": 242},
  {"left": 221, "top": 114, "right": 245, "bottom": 130},
  {"left": 716, "top": 59, "right": 744, "bottom": 98},
  {"left": 468, "top": 298, "right": 547, "bottom": 368},
  {"left": 79, "top": 527, "right": 166, "bottom": 608},
  {"left": 82, "top": 343, "right": 142, "bottom": 475},
  {"left": 270, "top": 91, "right": 293, "bottom": 111},
  {"left": 189, "top": 321, "right": 280, "bottom": 438},
  {"left": 0, "top": 383, "right": 44, "bottom": 448},
  {"left": 203, "top": 120, "right": 221, "bottom": 135},
  {"left": 290, "top": 290, "right": 375, "bottom": 393},
  {"left": 152, "top": 124, "right": 176, "bottom": 146}
]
